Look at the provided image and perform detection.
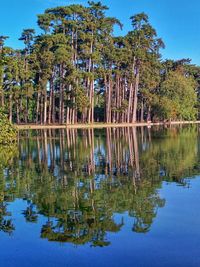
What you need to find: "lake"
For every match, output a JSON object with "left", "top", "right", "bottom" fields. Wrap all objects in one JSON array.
[{"left": 0, "top": 126, "right": 200, "bottom": 267}]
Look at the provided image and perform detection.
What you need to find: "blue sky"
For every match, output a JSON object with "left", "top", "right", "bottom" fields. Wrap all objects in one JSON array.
[{"left": 1, "top": 0, "right": 200, "bottom": 64}]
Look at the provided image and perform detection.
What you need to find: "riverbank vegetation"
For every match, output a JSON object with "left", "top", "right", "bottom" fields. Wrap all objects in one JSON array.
[
  {"left": 0, "top": 1, "right": 200, "bottom": 125},
  {"left": 0, "top": 110, "right": 17, "bottom": 144}
]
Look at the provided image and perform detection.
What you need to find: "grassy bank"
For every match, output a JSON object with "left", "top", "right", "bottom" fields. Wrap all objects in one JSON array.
[{"left": 15, "top": 121, "right": 200, "bottom": 130}]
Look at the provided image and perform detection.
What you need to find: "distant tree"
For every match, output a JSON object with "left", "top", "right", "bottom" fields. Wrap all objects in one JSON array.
[{"left": 156, "top": 70, "right": 197, "bottom": 121}]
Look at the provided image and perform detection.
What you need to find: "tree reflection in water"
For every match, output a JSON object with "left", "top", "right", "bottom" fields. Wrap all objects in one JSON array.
[{"left": 0, "top": 126, "right": 199, "bottom": 245}]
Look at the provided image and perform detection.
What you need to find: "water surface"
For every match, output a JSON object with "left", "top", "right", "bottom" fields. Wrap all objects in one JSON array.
[{"left": 0, "top": 126, "right": 200, "bottom": 267}]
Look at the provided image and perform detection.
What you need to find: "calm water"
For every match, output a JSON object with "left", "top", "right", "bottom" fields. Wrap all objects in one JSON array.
[{"left": 1, "top": 126, "right": 200, "bottom": 267}]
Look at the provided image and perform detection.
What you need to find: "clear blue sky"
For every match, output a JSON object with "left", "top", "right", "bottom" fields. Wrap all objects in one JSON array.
[{"left": 1, "top": 0, "right": 200, "bottom": 64}]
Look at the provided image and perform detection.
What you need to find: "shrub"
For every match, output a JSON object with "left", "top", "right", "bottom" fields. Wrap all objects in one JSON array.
[{"left": 0, "top": 110, "right": 17, "bottom": 144}]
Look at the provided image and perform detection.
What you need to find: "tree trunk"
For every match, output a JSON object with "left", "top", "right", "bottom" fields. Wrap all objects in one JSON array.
[
  {"left": 48, "top": 78, "right": 53, "bottom": 124},
  {"left": 9, "top": 94, "right": 13, "bottom": 123},
  {"left": 140, "top": 99, "right": 144, "bottom": 122},
  {"left": 132, "top": 68, "right": 140, "bottom": 123},
  {"left": 127, "top": 83, "right": 133, "bottom": 123},
  {"left": 147, "top": 105, "right": 151, "bottom": 122},
  {"left": 25, "top": 97, "right": 28, "bottom": 124},
  {"left": 36, "top": 92, "right": 40, "bottom": 124},
  {"left": 16, "top": 100, "right": 20, "bottom": 124},
  {"left": 44, "top": 90, "right": 47, "bottom": 125}
]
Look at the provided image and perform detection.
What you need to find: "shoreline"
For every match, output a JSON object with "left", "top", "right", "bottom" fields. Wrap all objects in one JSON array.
[{"left": 15, "top": 121, "right": 200, "bottom": 130}]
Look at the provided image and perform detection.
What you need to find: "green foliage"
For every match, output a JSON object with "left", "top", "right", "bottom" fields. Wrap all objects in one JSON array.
[
  {"left": 156, "top": 71, "right": 197, "bottom": 120},
  {"left": 0, "top": 110, "right": 17, "bottom": 144},
  {"left": 76, "top": 87, "right": 90, "bottom": 112}
]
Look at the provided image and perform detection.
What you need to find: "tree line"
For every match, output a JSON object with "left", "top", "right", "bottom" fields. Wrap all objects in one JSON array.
[{"left": 0, "top": 1, "right": 200, "bottom": 125}]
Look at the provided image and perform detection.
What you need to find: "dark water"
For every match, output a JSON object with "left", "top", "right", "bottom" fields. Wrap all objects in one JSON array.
[{"left": 1, "top": 126, "right": 200, "bottom": 267}]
